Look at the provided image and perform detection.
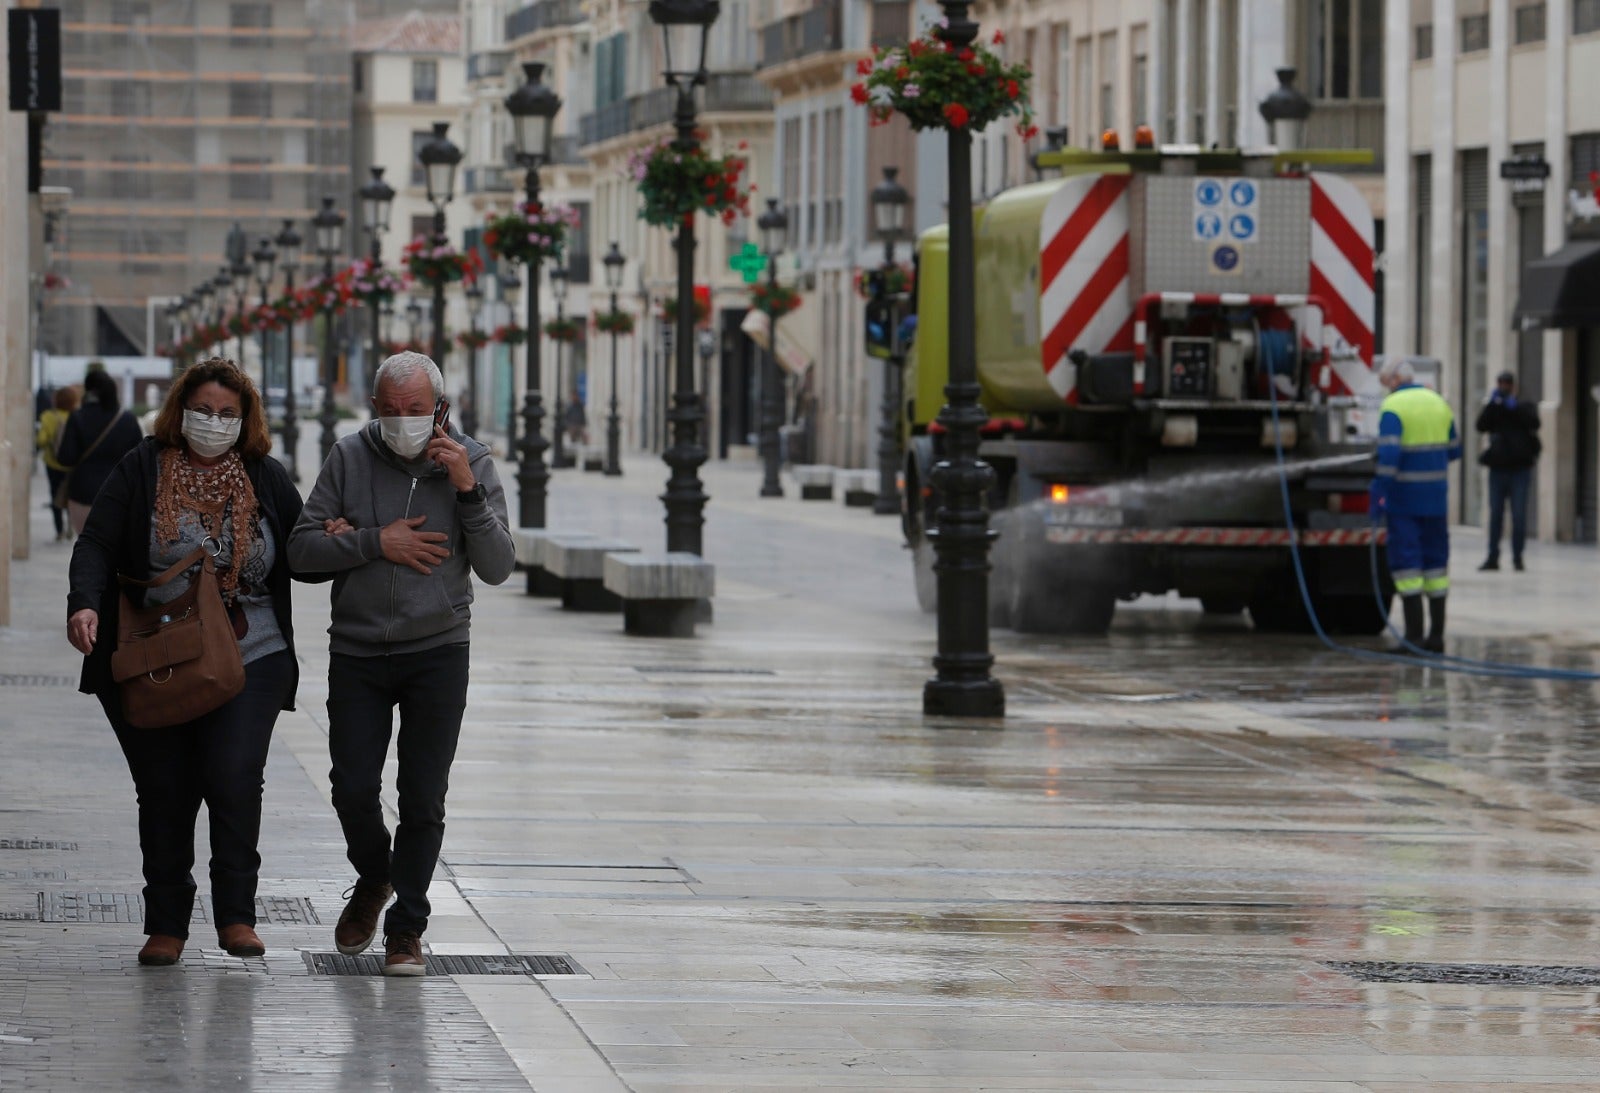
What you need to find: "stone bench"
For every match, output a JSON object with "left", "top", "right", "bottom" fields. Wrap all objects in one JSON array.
[
  {"left": 580, "top": 444, "right": 606, "bottom": 472},
  {"left": 790, "top": 464, "right": 836, "bottom": 501},
  {"left": 836, "top": 469, "right": 879, "bottom": 508},
  {"left": 546, "top": 538, "right": 640, "bottom": 611},
  {"left": 603, "top": 552, "right": 716, "bottom": 637},
  {"left": 512, "top": 529, "right": 598, "bottom": 597}
]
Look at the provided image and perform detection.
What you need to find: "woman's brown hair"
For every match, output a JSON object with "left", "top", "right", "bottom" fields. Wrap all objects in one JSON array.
[
  {"left": 53, "top": 385, "right": 81, "bottom": 412},
  {"left": 151, "top": 357, "right": 272, "bottom": 460}
]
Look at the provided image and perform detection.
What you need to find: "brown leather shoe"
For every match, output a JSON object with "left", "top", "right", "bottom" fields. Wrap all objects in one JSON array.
[
  {"left": 218, "top": 923, "right": 265, "bottom": 958},
  {"left": 382, "top": 932, "right": 426, "bottom": 977},
  {"left": 137, "top": 934, "right": 185, "bottom": 966},
  {"left": 335, "top": 880, "right": 393, "bottom": 955}
]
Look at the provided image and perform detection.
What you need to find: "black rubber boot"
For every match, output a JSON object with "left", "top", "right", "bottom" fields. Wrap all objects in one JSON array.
[
  {"left": 1401, "top": 595, "right": 1425, "bottom": 648},
  {"left": 1423, "top": 596, "right": 1446, "bottom": 654}
]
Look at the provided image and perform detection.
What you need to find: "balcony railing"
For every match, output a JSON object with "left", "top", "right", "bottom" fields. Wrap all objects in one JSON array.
[
  {"left": 505, "top": 0, "right": 585, "bottom": 42},
  {"left": 579, "top": 73, "right": 773, "bottom": 147},
  {"left": 464, "top": 165, "right": 515, "bottom": 194},
  {"left": 1303, "top": 100, "right": 1385, "bottom": 163},
  {"left": 467, "top": 51, "right": 509, "bottom": 82},
  {"left": 760, "top": 0, "right": 842, "bottom": 67}
]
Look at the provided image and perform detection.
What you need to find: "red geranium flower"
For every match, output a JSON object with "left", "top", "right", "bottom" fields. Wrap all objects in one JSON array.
[
  {"left": 943, "top": 103, "right": 970, "bottom": 128},
  {"left": 856, "top": 58, "right": 873, "bottom": 76},
  {"left": 896, "top": 65, "right": 910, "bottom": 80},
  {"left": 1006, "top": 79, "right": 1020, "bottom": 99},
  {"left": 959, "top": 48, "right": 975, "bottom": 62},
  {"left": 993, "top": 29, "right": 1006, "bottom": 45},
  {"left": 850, "top": 82, "right": 869, "bottom": 104},
  {"left": 967, "top": 63, "right": 985, "bottom": 77}
]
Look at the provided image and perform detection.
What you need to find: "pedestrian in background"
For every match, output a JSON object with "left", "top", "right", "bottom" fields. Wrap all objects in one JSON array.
[
  {"left": 1476, "top": 370, "right": 1541, "bottom": 572},
  {"left": 36, "top": 384, "right": 81, "bottom": 541},
  {"left": 1371, "top": 357, "right": 1462, "bottom": 653},
  {"left": 287, "top": 351, "right": 515, "bottom": 977},
  {"left": 562, "top": 393, "right": 588, "bottom": 447},
  {"left": 55, "top": 367, "right": 143, "bottom": 536},
  {"left": 65, "top": 358, "right": 319, "bottom": 967}
]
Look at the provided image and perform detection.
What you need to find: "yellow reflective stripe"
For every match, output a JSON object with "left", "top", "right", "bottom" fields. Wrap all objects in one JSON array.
[{"left": 1394, "top": 576, "right": 1425, "bottom": 594}]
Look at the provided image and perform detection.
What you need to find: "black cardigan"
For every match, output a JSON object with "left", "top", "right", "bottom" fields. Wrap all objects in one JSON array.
[{"left": 67, "top": 439, "right": 324, "bottom": 708}]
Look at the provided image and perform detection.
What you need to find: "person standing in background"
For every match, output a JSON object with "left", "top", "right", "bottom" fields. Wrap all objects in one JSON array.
[
  {"left": 55, "top": 368, "right": 144, "bottom": 535},
  {"left": 1476, "top": 371, "right": 1541, "bottom": 572},
  {"left": 37, "top": 385, "right": 82, "bottom": 541}
]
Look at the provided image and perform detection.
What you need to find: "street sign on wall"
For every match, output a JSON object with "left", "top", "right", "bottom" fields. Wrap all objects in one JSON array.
[{"left": 8, "top": 9, "right": 61, "bottom": 113}]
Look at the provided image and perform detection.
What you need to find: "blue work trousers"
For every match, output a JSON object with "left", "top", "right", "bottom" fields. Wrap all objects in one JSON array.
[{"left": 1386, "top": 513, "right": 1450, "bottom": 599}]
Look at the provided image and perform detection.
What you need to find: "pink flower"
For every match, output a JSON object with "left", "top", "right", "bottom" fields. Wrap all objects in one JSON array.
[{"left": 902, "top": 83, "right": 921, "bottom": 98}]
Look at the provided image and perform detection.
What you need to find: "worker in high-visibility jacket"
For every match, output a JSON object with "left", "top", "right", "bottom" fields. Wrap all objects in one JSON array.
[{"left": 1370, "top": 358, "right": 1461, "bottom": 652}]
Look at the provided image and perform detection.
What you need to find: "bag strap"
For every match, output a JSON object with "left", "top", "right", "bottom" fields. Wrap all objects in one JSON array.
[
  {"left": 118, "top": 546, "right": 213, "bottom": 591},
  {"left": 65, "top": 410, "right": 124, "bottom": 472}
]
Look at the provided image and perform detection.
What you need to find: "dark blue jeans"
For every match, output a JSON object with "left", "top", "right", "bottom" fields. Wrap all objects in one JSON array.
[
  {"left": 104, "top": 650, "right": 294, "bottom": 938},
  {"left": 1486, "top": 467, "right": 1531, "bottom": 564},
  {"left": 326, "top": 643, "right": 469, "bottom": 937}
]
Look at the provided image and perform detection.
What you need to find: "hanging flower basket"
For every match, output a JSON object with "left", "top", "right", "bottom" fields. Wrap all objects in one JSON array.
[
  {"left": 225, "top": 312, "right": 253, "bottom": 338},
  {"left": 593, "top": 310, "right": 636, "bottom": 336},
  {"left": 543, "top": 316, "right": 584, "bottom": 343},
  {"left": 660, "top": 295, "right": 710, "bottom": 325},
  {"left": 403, "top": 235, "right": 484, "bottom": 287},
  {"left": 484, "top": 202, "right": 578, "bottom": 266},
  {"left": 630, "top": 137, "right": 754, "bottom": 229},
  {"left": 852, "top": 26, "right": 1036, "bottom": 139},
  {"left": 42, "top": 271, "right": 70, "bottom": 291},
  {"left": 491, "top": 323, "right": 528, "bottom": 346},
  {"left": 302, "top": 274, "right": 349, "bottom": 316},
  {"left": 343, "top": 258, "right": 403, "bottom": 307},
  {"left": 456, "top": 329, "right": 491, "bottom": 350},
  {"left": 750, "top": 280, "right": 802, "bottom": 317},
  {"left": 855, "top": 264, "right": 916, "bottom": 299}
]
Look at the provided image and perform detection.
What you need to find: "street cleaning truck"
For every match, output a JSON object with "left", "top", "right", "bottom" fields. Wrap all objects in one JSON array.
[{"left": 899, "top": 145, "right": 1391, "bottom": 635}]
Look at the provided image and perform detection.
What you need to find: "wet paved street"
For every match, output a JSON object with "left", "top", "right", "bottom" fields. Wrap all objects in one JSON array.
[{"left": 4, "top": 439, "right": 1600, "bottom": 1090}]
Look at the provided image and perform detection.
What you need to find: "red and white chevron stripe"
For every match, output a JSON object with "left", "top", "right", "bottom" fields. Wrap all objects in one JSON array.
[
  {"left": 1308, "top": 173, "right": 1376, "bottom": 394},
  {"left": 1043, "top": 526, "right": 1385, "bottom": 547},
  {"left": 1038, "top": 175, "right": 1133, "bottom": 405}
]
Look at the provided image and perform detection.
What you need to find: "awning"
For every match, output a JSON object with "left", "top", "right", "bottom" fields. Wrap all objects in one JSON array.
[{"left": 1513, "top": 240, "right": 1600, "bottom": 330}]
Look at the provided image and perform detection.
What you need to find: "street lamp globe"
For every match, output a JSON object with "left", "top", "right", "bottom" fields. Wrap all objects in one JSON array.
[
  {"left": 550, "top": 264, "right": 569, "bottom": 304},
  {"left": 757, "top": 198, "right": 788, "bottom": 258},
  {"left": 504, "top": 63, "right": 562, "bottom": 167},
  {"left": 231, "top": 260, "right": 251, "bottom": 298},
  {"left": 418, "top": 121, "right": 463, "bottom": 210},
  {"left": 213, "top": 266, "right": 233, "bottom": 297},
  {"left": 275, "top": 219, "right": 302, "bottom": 274},
  {"left": 499, "top": 264, "right": 521, "bottom": 293},
  {"left": 602, "top": 242, "right": 625, "bottom": 291},
  {"left": 196, "top": 279, "right": 215, "bottom": 323},
  {"left": 1258, "top": 67, "right": 1312, "bottom": 149},
  {"left": 252, "top": 236, "right": 277, "bottom": 290},
  {"left": 359, "top": 166, "right": 395, "bottom": 237},
  {"left": 405, "top": 298, "right": 423, "bottom": 338},
  {"left": 649, "top": 0, "right": 719, "bottom": 87},
  {"left": 870, "top": 166, "right": 909, "bottom": 244},
  {"left": 466, "top": 280, "right": 485, "bottom": 322},
  {"left": 313, "top": 196, "right": 346, "bottom": 259}
]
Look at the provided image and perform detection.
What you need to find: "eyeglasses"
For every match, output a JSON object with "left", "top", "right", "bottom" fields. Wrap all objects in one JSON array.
[{"left": 187, "top": 407, "right": 241, "bottom": 422}]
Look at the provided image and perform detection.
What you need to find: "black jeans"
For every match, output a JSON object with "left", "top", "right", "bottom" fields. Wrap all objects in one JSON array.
[
  {"left": 103, "top": 650, "right": 293, "bottom": 938},
  {"left": 45, "top": 467, "right": 67, "bottom": 535},
  {"left": 327, "top": 643, "right": 469, "bottom": 936}
]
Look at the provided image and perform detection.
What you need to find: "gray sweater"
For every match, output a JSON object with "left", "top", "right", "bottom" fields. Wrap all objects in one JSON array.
[{"left": 286, "top": 421, "right": 516, "bottom": 656}]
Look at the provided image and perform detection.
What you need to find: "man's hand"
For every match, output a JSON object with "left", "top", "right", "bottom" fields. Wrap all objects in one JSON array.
[
  {"left": 426, "top": 426, "right": 476, "bottom": 493},
  {"left": 324, "top": 517, "right": 354, "bottom": 536},
  {"left": 380, "top": 515, "right": 450, "bottom": 575},
  {"left": 68, "top": 608, "right": 98, "bottom": 655}
]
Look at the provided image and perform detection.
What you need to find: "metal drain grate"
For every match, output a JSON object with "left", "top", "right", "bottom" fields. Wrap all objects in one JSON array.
[
  {"left": 634, "top": 666, "right": 776, "bottom": 676},
  {"left": 0, "top": 675, "right": 76, "bottom": 687},
  {"left": 39, "top": 892, "right": 320, "bottom": 925},
  {"left": 304, "top": 951, "right": 584, "bottom": 977},
  {"left": 1325, "top": 960, "right": 1600, "bottom": 987}
]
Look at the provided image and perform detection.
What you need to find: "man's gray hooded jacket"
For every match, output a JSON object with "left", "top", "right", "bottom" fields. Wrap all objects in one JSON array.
[{"left": 287, "top": 421, "right": 515, "bottom": 656}]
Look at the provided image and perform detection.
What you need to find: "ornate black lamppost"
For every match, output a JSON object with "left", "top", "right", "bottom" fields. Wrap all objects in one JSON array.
[
  {"left": 359, "top": 165, "right": 396, "bottom": 381},
  {"left": 650, "top": 0, "right": 718, "bottom": 554},
  {"left": 601, "top": 242, "right": 625, "bottom": 476},
  {"left": 505, "top": 61, "right": 561, "bottom": 527},
  {"left": 755, "top": 198, "right": 788, "bottom": 498},
  {"left": 417, "top": 123, "right": 462, "bottom": 376},
  {"left": 229, "top": 265, "right": 251, "bottom": 372},
  {"left": 195, "top": 277, "right": 215, "bottom": 356},
  {"left": 274, "top": 218, "right": 303, "bottom": 481},
  {"left": 870, "top": 166, "right": 909, "bottom": 517},
  {"left": 313, "top": 196, "right": 346, "bottom": 467},
  {"left": 549, "top": 264, "right": 572, "bottom": 468},
  {"left": 924, "top": 0, "right": 1003, "bottom": 718},
  {"left": 251, "top": 235, "right": 276, "bottom": 388},
  {"left": 1258, "top": 67, "right": 1311, "bottom": 149},
  {"left": 211, "top": 267, "right": 232, "bottom": 361},
  {"left": 463, "top": 279, "right": 484, "bottom": 437},
  {"left": 499, "top": 263, "right": 521, "bottom": 463}
]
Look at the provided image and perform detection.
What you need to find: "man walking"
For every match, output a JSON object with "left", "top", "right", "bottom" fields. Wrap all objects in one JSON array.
[
  {"left": 1476, "top": 370, "right": 1541, "bottom": 572},
  {"left": 1370, "top": 358, "right": 1462, "bottom": 653},
  {"left": 287, "top": 352, "right": 515, "bottom": 975}
]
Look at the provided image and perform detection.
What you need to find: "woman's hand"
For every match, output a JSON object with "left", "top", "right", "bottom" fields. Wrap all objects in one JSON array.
[{"left": 68, "top": 609, "right": 98, "bottom": 655}]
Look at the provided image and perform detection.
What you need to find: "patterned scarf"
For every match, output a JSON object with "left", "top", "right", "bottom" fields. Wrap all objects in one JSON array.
[{"left": 153, "top": 446, "right": 258, "bottom": 599}]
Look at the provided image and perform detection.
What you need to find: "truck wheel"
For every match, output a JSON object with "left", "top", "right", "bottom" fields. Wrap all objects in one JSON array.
[
  {"left": 911, "top": 540, "right": 937, "bottom": 613},
  {"left": 1314, "top": 594, "right": 1392, "bottom": 636}
]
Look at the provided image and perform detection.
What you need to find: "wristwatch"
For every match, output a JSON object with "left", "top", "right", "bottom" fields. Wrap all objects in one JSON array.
[{"left": 456, "top": 482, "right": 487, "bottom": 504}]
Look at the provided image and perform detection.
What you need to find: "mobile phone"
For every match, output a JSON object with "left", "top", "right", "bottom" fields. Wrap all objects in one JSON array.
[{"left": 433, "top": 398, "right": 451, "bottom": 433}]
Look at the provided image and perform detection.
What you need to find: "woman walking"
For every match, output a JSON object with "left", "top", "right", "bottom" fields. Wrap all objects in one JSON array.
[
  {"left": 54, "top": 368, "right": 143, "bottom": 535},
  {"left": 36, "top": 384, "right": 81, "bottom": 541},
  {"left": 66, "top": 358, "right": 321, "bottom": 966}
]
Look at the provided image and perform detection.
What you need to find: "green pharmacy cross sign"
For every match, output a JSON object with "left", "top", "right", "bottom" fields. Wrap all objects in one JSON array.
[{"left": 729, "top": 243, "right": 768, "bottom": 284}]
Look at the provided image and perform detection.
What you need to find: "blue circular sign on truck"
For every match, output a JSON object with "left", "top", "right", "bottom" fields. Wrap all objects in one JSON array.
[
  {"left": 1211, "top": 244, "right": 1240, "bottom": 272},
  {"left": 1229, "top": 180, "right": 1258, "bottom": 207},
  {"left": 1228, "top": 213, "right": 1256, "bottom": 241},
  {"left": 1196, "top": 180, "right": 1224, "bottom": 206},
  {"left": 1196, "top": 212, "right": 1223, "bottom": 239}
]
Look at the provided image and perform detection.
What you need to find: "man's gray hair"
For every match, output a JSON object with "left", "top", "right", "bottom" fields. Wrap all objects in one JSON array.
[
  {"left": 1377, "top": 356, "right": 1415, "bottom": 386},
  {"left": 375, "top": 351, "right": 443, "bottom": 400}
]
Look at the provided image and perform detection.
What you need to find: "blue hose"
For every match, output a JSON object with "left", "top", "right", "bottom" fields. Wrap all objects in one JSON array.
[{"left": 1266, "top": 375, "right": 1600, "bottom": 681}]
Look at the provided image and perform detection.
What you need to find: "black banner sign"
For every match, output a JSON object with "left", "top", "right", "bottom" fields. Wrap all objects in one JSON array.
[{"left": 8, "top": 9, "right": 61, "bottom": 113}]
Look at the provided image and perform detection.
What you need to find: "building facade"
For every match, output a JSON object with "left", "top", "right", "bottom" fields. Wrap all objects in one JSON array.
[
  {"left": 1384, "top": 0, "right": 1600, "bottom": 543},
  {"left": 42, "top": 0, "right": 351, "bottom": 359}
]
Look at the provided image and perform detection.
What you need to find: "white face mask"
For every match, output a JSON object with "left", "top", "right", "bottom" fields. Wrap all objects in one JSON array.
[
  {"left": 379, "top": 415, "right": 435, "bottom": 459},
  {"left": 181, "top": 410, "right": 242, "bottom": 459}
]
